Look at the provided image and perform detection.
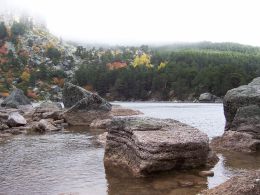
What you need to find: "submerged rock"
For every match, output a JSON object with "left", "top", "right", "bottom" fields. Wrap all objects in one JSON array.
[
  {"left": 202, "top": 170, "right": 260, "bottom": 195},
  {"left": 104, "top": 117, "right": 213, "bottom": 176},
  {"left": 30, "top": 119, "right": 59, "bottom": 132},
  {"left": 7, "top": 112, "right": 27, "bottom": 127},
  {"left": 63, "top": 83, "right": 112, "bottom": 126},
  {"left": 1, "top": 88, "right": 31, "bottom": 108}
]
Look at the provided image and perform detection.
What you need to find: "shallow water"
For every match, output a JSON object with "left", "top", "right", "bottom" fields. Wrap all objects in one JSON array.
[{"left": 0, "top": 103, "right": 259, "bottom": 195}]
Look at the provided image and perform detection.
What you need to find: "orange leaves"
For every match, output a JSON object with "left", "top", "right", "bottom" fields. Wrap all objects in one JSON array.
[
  {"left": 0, "top": 92, "right": 9, "bottom": 97},
  {"left": 52, "top": 77, "right": 65, "bottom": 87},
  {"left": 107, "top": 61, "right": 127, "bottom": 70}
]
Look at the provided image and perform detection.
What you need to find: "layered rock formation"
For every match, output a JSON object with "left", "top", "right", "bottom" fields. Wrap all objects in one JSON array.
[
  {"left": 104, "top": 117, "right": 214, "bottom": 176},
  {"left": 63, "top": 82, "right": 112, "bottom": 126},
  {"left": 212, "top": 77, "right": 260, "bottom": 153},
  {"left": 1, "top": 88, "right": 31, "bottom": 108}
]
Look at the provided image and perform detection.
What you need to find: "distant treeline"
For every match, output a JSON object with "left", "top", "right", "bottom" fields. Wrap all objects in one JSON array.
[{"left": 73, "top": 42, "right": 260, "bottom": 101}]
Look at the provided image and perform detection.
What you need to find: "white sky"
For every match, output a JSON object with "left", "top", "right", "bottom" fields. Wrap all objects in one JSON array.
[{"left": 2, "top": 0, "right": 260, "bottom": 46}]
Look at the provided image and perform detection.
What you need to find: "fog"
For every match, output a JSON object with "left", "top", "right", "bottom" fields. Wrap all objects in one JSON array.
[{"left": 1, "top": 0, "right": 260, "bottom": 46}]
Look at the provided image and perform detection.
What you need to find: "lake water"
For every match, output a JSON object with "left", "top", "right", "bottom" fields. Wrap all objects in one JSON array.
[{"left": 0, "top": 103, "right": 259, "bottom": 195}]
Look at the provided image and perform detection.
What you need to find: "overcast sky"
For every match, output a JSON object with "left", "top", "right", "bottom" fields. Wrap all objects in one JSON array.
[{"left": 1, "top": 0, "right": 260, "bottom": 46}]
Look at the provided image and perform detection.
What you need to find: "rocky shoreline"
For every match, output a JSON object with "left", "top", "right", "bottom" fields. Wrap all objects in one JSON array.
[
  {"left": 0, "top": 83, "right": 143, "bottom": 140},
  {"left": 0, "top": 79, "right": 259, "bottom": 194}
]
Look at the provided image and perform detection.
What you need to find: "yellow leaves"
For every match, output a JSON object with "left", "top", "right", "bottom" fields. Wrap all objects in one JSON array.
[
  {"left": 132, "top": 53, "right": 153, "bottom": 68},
  {"left": 21, "top": 71, "right": 30, "bottom": 82},
  {"left": 158, "top": 62, "right": 167, "bottom": 70}
]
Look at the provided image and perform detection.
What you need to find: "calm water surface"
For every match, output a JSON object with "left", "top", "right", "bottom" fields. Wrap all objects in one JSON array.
[{"left": 0, "top": 103, "right": 259, "bottom": 195}]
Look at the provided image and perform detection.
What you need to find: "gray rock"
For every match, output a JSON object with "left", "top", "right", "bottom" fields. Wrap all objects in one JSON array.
[
  {"left": 1, "top": 89, "right": 31, "bottom": 108},
  {"left": 90, "top": 119, "right": 112, "bottom": 129},
  {"left": 62, "top": 82, "right": 111, "bottom": 110},
  {"left": 224, "top": 77, "right": 260, "bottom": 132},
  {"left": 104, "top": 117, "right": 212, "bottom": 176},
  {"left": 0, "top": 122, "right": 9, "bottom": 130},
  {"left": 39, "top": 101, "right": 62, "bottom": 110},
  {"left": 7, "top": 112, "right": 27, "bottom": 127},
  {"left": 38, "top": 119, "right": 59, "bottom": 131},
  {"left": 62, "top": 83, "right": 112, "bottom": 126},
  {"left": 199, "top": 93, "right": 214, "bottom": 102}
]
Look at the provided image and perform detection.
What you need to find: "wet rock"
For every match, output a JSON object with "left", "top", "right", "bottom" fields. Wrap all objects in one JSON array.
[
  {"left": 199, "top": 170, "right": 214, "bottom": 177},
  {"left": 32, "top": 102, "right": 63, "bottom": 121},
  {"left": 32, "top": 119, "right": 59, "bottom": 132},
  {"left": 90, "top": 119, "right": 112, "bottom": 129},
  {"left": 0, "top": 122, "right": 9, "bottom": 130},
  {"left": 96, "top": 132, "right": 107, "bottom": 145},
  {"left": 211, "top": 131, "right": 260, "bottom": 153},
  {"left": 202, "top": 170, "right": 260, "bottom": 195},
  {"left": 178, "top": 180, "right": 194, "bottom": 187},
  {"left": 104, "top": 117, "right": 212, "bottom": 177},
  {"left": 7, "top": 112, "right": 27, "bottom": 127},
  {"left": 53, "top": 119, "right": 64, "bottom": 124},
  {"left": 206, "top": 149, "right": 219, "bottom": 168},
  {"left": 1, "top": 88, "right": 31, "bottom": 108},
  {"left": 63, "top": 83, "right": 112, "bottom": 126}
]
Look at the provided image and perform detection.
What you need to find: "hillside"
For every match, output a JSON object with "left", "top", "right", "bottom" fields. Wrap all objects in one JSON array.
[{"left": 0, "top": 15, "right": 80, "bottom": 101}]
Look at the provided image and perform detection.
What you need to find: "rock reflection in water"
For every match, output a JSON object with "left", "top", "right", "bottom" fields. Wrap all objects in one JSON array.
[{"left": 105, "top": 165, "right": 208, "bottom": 195}]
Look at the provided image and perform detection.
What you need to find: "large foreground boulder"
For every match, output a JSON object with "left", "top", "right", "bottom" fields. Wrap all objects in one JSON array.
[
  {"left": 1, "top": 89, "right": 31, "bottom": 108},
  {"left": 104, "top": 117, "right": 213, "bottom": 176},
  {"left": 63, "top": 83, "right": 112, "bottom": 126},
  {"left": 202, "top": 170, "right": 260, "bottom": 195}
]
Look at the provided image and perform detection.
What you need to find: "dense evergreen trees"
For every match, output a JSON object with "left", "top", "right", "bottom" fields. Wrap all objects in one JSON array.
[
  {"left": 74, "top": 43, "right": 260, "bottom": 100},
  {"left": 0, "top": 22, "right": 8, "bottom": 39}
]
